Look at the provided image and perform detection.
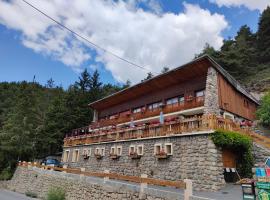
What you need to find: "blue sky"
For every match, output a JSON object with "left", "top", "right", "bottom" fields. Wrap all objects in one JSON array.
[{"left": 0, "top": 0, "right": 266, "bottom": 88}]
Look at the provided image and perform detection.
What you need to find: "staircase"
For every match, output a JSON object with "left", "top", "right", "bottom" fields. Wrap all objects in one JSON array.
[{"left": 248, "top": 127, "right": 270, "bottom": 149}]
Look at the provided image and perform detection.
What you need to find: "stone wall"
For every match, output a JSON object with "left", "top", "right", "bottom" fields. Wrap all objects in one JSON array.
[
  {"left": 7, "top": 166, "right": 212, "bottom": 200},
  {"left": 253, "top": 143, "right": 270, "bottom": 165},
  {"left": 63, "top": 133, "right": 225, "bottom": 191},
  {"left": 204, "top": 67, "right": 220, "bottom": 115},
  {"left": 0, "top": 181, "right": 7, "bottom": 189}
]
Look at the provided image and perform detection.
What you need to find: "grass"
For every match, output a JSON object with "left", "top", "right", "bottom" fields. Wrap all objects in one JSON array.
[{"left": 47, "top": 187, "right": 66, "bottom": 200}]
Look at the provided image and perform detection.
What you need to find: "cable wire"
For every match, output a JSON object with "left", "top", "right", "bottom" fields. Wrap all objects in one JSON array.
[{"left": 21, "top": 0, "right": 158, "bottom": 74}]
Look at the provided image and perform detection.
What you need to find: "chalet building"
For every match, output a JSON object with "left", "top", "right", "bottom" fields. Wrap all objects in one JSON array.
[{"left": 62, "top": 55, "right": 259, "bottom": 191}]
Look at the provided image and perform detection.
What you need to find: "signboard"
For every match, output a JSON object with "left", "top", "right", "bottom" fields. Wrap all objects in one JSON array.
[
  {"left": 258, "top": 189, "right": 270, "bottom": 200},
  {"left": 257, "top": 182, "right": 270, "bottom": 190}
]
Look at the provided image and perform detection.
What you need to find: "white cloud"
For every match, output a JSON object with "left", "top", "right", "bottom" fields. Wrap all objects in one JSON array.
[
  {"left": 0, "top": 0, "right": 228, "bottom": 83},
  {"left": 210, "top": 0, "right": 270, "bottom": 12}
]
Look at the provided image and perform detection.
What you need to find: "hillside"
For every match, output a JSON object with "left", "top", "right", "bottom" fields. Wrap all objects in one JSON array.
[{"left": 197, "top": 6, "right": 270, "bottom": 94}]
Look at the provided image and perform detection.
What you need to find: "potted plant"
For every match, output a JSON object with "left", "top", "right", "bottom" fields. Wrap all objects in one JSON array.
[
  {"left": 94, "top": 153, "right": 103, "bottom": 159},
  {"left": 155, "top": 150, "right": 168, "bottom": 159},
  {"left": 129, "top": 152, "right": 141, "bottom": 159},
  {"left": 110, "top": 153, "right": 119, "bottom": 160},
  {"left": 82, "top": 154, "right": 89, "bottom": 160}
]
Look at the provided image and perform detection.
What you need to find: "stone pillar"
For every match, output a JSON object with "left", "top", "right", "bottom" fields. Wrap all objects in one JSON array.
[
  {"left": 204, "top": 67, "right": 220, "bottom": 115},
  {"left": 93, "top": 109, "right": 98, "bottom": 122}
]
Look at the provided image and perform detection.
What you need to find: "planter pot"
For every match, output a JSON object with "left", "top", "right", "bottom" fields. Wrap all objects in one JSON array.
[
  {"left": 95, "top": 154, "right": 103, "bottom": 159},
  {"left": 156, "top": 154, "right": 168, "bottom": 159},
  {"left": 110, "top": 154, "right": 120, "bottom": 160}
]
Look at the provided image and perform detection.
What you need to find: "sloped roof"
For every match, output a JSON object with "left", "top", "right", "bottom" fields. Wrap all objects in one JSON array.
[{"left": 89, "top": 55, "right": 259, "bottom": 110}]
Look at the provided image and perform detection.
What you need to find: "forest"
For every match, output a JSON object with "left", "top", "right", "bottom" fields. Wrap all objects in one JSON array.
[{"left": 0, "top": 7, "right": 269, "bottom": 180}]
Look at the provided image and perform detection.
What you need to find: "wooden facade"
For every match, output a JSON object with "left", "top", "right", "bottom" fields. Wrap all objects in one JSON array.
[
  {"left": 217, "top": 74, "right": 257, "bottom": 120},
  {"left": 98, "top": 76, "right": 206, "bottom": 119}
]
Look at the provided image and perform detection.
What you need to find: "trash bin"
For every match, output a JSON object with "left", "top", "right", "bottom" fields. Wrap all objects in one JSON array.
[{"left": 241, "top": 182, "right": 256, "bottom": 200}]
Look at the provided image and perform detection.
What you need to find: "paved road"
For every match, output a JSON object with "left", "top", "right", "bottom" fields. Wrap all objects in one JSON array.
[{"left": 0, "top": 189, "right": 37, "bottom": 200}]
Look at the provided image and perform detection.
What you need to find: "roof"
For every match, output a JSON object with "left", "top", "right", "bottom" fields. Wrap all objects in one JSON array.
[{"left": 89, "top": 55, "right": 259, "bottom": 110}]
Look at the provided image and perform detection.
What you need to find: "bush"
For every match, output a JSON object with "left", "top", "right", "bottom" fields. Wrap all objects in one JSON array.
[
  {"left": 47, "top": 187, "right": 66, "bottom": 200},
  {"left": 211, "top": 130, "right": 254, "bottom": 178},
  {"left": 0, "top": 168, "right": 13, "bottom": 180},
  {"left": 257, "top": 91, "right": 270, "bottom": 126},
  {"left": 25, "top": 191, "right": 38, "bottom": 198}
]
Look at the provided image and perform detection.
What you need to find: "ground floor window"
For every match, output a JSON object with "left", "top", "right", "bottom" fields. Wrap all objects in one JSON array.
[
  {"left": 72, "top": 149, "right": 79, "bottom": 162},
  {"left": 63, "top": 150, "right": 70, "bottom": 162}
]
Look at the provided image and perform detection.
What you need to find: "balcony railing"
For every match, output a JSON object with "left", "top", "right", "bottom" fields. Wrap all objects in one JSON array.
[
  {"left": 63, "top": 114, "right": 253, "bottom": 147},
  {"left": 94, "top": 97, "right": 204, "bottom": 128}
]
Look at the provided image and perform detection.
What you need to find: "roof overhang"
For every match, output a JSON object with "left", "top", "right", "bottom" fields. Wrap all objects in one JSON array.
[{"left": 89, "top": 55, "right": 259, "bottom": 110}]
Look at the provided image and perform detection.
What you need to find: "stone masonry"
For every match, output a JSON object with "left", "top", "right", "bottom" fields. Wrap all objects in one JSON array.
[
  {"left": 8, "top": 166, "right": 210, "bottom": 200},
  {"left": 204, "top": 67, "right": 220, "bottom": 115},
  {"left": 253, "top": 143, "right": 270, "bottom": 165},
  {"left": 64, "top": 133, "right": 225, "bottom": 191}
]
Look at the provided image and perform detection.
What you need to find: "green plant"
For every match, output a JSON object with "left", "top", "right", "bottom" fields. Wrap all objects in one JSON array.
[
  {"left": 25, "top": 191, "right": 38, "bottom": 198},
  {"left": 0, "top": 168, "right": 13, "bottom": 180},
  {"left": 257, "top": 91, "right": 270, "bottom": 126},
  {"left": 211, "top": 130, "right": 254, "bottom": 178},
  {"left": 47, "top": 187, "right": 65, "bottom": 200}
]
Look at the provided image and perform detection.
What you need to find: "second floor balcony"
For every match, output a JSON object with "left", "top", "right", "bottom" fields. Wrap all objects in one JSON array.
[{"left": 93, "top": 96, "right": 205, "bottom": 128}]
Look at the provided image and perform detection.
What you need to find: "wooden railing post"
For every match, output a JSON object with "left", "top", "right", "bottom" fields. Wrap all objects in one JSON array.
[
  {"left": 139, "top": 174, "right": 148, "bottom": 199},
  {"left": 184, "top": 179, "right": 193, "bottom": 200},
  {"left": 104, "top": 170, "right": 109, "bottom": 183},
  {"left": 80, "top": 168, "right": 85, "bottom": 179}
]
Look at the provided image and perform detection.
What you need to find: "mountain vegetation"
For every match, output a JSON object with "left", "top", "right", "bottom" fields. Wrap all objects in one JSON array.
[
  {"left": 0, "top": 69, "right": 125, "bottom": 179},
  {"left": 0, "top": 7, "right": 269, "bottom": 180},
  {"left": 197, "top": 6, "right": 270, "bottom": 92}
]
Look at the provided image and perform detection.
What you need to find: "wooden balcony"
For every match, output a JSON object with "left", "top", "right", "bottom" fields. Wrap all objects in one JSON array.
[
  {"left": 63, "top": 114, "right": 252, "bottom": 147},
  {"left": 95, "top": 97, "right": 204, "bottom": 128}
]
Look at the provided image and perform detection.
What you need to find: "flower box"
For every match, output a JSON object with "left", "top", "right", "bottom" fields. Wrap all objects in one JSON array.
[
  {"left": 129, "top": 152, "right": 141, "bottom": 159},
  {"left": 83, "top": 154, "right": 90, "bottom": 159},
  {"left": 94, "top": 154, "right": 103, "bottom": 159},
  {"left": 155, "top": 151, "right": 168, "bottom": 159},
  {"left": 110, "top": 153, "right": 120, "bottom": 160}
]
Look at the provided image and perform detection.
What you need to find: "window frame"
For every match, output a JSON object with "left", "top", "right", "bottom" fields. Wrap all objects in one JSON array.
[
  {"left": 63, "top": 150, "right": 70, "bottom": 162},
  {"left": 116, "top": 146, "right": 122, "bottom": 156},
  {"left": 164, "top": 143, "right": 173, "bottom": 155},
  {"left": 137, "top": 145, "right": 144, "bottom": 156},
  {"left": 154, "top": 143, "right": 162, "bottom": 155},
  {"left": 72, "top": 149, "right": 80, "bottom": 162},
  {"left": 129, "top": 145, "right": 136, "bottom": 155}
]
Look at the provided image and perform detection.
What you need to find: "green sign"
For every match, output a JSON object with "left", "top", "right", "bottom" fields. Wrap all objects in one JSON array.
[
  {"left": 258, "top": 189, "right": 270, "bottom": 200},
  {"left": 257, "top": 182, "right": 270, "bottom": 190}
]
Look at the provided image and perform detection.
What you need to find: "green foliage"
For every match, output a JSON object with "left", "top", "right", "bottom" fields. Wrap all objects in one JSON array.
[
  {"left": 0, "top": 69, "right": 125, "bottom": 177},
  {"left": 197, "top": 7, "right": 270, "bottom": 92},
  {"left": 47, "top": 187, "right": 65, "bottom": 200},
  {"left": 25, "top": 191, "right": 38, "bottom": 198},
  {"left": 211, "top": 130, "right": 254, "bottom": 178},
  {"left": 0, "top": 167, "right": 13, "bottom": 180},
  {"left": 257, "top": 91, "right": 270, "bottom": 126}
]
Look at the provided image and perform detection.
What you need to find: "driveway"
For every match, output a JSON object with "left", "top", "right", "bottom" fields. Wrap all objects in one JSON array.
[{"left": 0, "top": 189, "right": 38, "bottom": 200}]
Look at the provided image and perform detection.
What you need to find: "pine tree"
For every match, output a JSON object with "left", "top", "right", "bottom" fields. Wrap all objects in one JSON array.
[{"left": 257, "top": 6, "right": 270, "bottom": 63}]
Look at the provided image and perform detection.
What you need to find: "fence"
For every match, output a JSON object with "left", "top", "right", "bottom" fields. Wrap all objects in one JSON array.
[{"left": 18, "top": 161, "right": 194, "bottom": 200}]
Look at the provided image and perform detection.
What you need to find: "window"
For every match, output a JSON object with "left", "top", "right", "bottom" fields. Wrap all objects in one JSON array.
[
  {"left": 137, "top": 145, "right": 144, "bottom": 156},
  {"left": 179, "top": 96, "right": 185, "bottom": 104},
  {"left": 133, "top": 106, "right": 144, "bottom": 113},
  {"left": 95, "top": 147, "right": 105, "bottom": 156},
  {"left": 95, "top": 148, "right": 100, "bottom": 155},
  {"left": 110, "top": 146, "right": 116, "bottom": 154},
  {"left": 165, "top": 143, "right": 173, "bottom": 155},
  {"left": 63, "top": 150, "right": 70, "bottom": 162},
  {"left": 72, "top": 149, "right": 79, "bottom": 162},
  {"left": 148, "top": 102, "right": 162, "bottom": 111},
  {"left": 87, "top": 148, "right": 91, "bottom": 156},
  {"left": 101, "top": 148, "right": 105, "bottom": 156},
  {"left": 129, "top": 145, "right": 136, "bottom": 155},
  {"left": 117, "top": 146, "right": 122, "bottom": 156},
  {"left": 83, "top": 149, "right": 88, "bottom": 156},
  {"left": 154, "top": 144, "right": 162, "bottom": 155},
  {"left": 196, "top": 90, "right": 205, "bottom": 97},
  {"left": 166, "top": 97, "right": 178, "bottom": 105}
]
